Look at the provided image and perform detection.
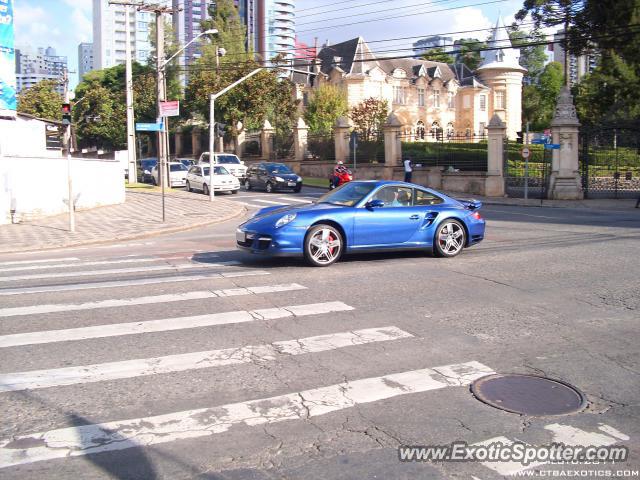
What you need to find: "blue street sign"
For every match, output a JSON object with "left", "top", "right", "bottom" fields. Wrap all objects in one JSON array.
[
  {"left": 136, "top": 122, "right": 163, "bottom": 132},
  {"left": 544, "top": 143, "right": 561, "bottom": 150},
  {"left": 531, "top": 139, "right": 547, "bottom": 144}
]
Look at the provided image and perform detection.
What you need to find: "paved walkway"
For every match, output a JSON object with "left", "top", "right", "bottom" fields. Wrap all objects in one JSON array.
[
  {"left": 0, "top": 189, "right": 245, "bottom": 254},
  {"left": 449, "top": 193, "right": 640, "bottom": 211}
]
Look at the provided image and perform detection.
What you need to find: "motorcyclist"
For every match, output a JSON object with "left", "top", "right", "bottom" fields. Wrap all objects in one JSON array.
[{"left": 332, "top": 161, "right": 348, "bottom": 188}]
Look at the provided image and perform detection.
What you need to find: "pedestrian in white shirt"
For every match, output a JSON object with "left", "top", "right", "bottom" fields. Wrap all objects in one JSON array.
[{"left": 403, "top": 157, "right": 413, "bottom": 183}]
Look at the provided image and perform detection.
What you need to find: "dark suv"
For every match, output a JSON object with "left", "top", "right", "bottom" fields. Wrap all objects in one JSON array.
[{"left": 244, "top": 163, "right": 303, "bottom": 193}]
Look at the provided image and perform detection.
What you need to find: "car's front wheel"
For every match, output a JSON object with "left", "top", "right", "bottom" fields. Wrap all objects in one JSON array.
[
  {"left": 186, "top": 181, "right": 192, "bottom": 192},
  {"left": 265, "top": 182, "right": 274, "bottom": 193},
  {"left": 244, "top": 181, "right": 252, "bottom": 191},
  {"left": 304, "top": 224, "right": 343, "bottom": 267},
  {"left": 434, "top": 220, "right": 466, "bottom": 257}
]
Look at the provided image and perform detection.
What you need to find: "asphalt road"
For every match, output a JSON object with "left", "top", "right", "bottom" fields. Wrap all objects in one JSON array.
[{"left": 0, "top": 187, "right": 638, "bottom": 479}]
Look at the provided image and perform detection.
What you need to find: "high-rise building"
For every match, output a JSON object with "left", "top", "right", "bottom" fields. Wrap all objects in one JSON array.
[
  {"left": 552, "top": 29, "right": 598, "bottom": 85},
  {"left": 15, "top": 46, "right": 67, "bottom": 94},
  {"left": 412, "top": 35, "right": 454, "bottom": 57},
  {"left": 237, "top": 0, "right": 295, "bottom": 65},
  {"left": 92, "top": 0, "right": 152, "bottom": 69},
  {"left": 78, "top": 42, "right": 94, "bottom": 82},
  {"left": 172, "top": 0, "right": 212, "bottom": 71}
]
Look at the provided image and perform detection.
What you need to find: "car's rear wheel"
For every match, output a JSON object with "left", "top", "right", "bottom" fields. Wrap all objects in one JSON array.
[
  {"left": 304, "top": 224, "right": 343, "bottom": 267},
  {"left": 265, "top": 182, "right": 274, "bottom": 193},
  {"left": 203, "top": 184, "right": 210, "bottom": 196},
  {"left": 434, "top": 220, "right": 466, "bottom": 257}
]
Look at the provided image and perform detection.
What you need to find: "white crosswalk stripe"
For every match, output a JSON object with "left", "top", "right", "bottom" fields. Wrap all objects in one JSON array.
[
  {"left": 280, "top": 197, "right": 313, "bottom": 203},
  {"left": 0, "top": 361, "right": 494, "bottom": 468},
  {"left": 0, "top": 326, "right": 412, "bottom": 392},
  {"left": 0, "top": 257, "right": 80, "bottom": 267},
  {"left": 0, "top": 283, "right": 307, "bottom": 318},
  {"left": 0, "top": 256, "right": 182, "bottom": 273},
  {"left": 0, "top": 270, "right": 270, "bottom": 296},
  {"left": 0, "top": 261, "right": 240, "bottom": 282},
  {"left": 252, "top": 199, "right": 288, "bottom": 205},
  {"left": 0, "top": 301, "right": 354, "bottom": 347}
]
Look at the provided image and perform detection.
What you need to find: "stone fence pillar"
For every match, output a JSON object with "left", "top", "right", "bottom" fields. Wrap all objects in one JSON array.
[
  {"left": 261, "top": 119, "right": 275, "bottom": 160},
  {"left": 383, "top": 113, "right": 403, "bottom": 166},
  {"left": 235, "top": 121, "right": 245, "bottom": 157},
  {"left": 485, "top": 113, "right": 506, "bottom": 196},
  {"left": 334, "top": 117, "right": 350, "bottom": 164},
  {"left": 174, "top": 131, "right": 183, "bottom": 156},
  {"left": 294, "top": 117, "right": 309, "bottom": 161},
  {"left": 191, "top": 128, "right": 202, "bottom": 158},
  {"left": 549, "top": 87, "right": 584, "bottom": 200}
]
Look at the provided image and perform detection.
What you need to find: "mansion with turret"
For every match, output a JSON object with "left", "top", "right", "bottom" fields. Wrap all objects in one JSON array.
[{"left": 294, "top": 18, "right": 526, "bottom": 140}]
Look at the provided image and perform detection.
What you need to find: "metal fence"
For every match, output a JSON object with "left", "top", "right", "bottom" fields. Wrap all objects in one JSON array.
[
  {"left": 580, "top": 127, "right": 640, "bottom": 199},
  {"left": 400, "top": 134, "right": 488, "bottom": 171},
  {"left": 504, "top": 141, "right": 551, "bottom": 199},
  {"left": 350, "top": 131, "right": 385, "bottom": 165},
  {"left": 307, "top": 133, "right": 336, "bottom": 161},
  {"left": 243, "top": 131, "right": 262, "bottom": 158}
]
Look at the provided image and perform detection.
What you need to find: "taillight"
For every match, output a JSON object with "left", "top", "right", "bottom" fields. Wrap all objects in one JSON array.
[{"left": 471, "top": 211, "right": 482, "bottom": 220}]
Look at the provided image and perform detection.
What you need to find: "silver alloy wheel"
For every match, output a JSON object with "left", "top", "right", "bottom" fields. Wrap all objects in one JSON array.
[
  {"left": 308, "top": 227, "right": 342, "bottom": 265},
  {"left": 438, "top": 222, "right": 464, "bottom": 255}
]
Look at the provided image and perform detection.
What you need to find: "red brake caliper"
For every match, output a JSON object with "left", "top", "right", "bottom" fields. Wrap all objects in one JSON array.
[{"left": 328, "top": 234, "right": 335, "bottom": 255}]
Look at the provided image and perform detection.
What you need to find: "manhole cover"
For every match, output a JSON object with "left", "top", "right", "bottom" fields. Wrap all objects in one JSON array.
[{"left": 471, "top": 374, "right": 586, "bottom": 416}]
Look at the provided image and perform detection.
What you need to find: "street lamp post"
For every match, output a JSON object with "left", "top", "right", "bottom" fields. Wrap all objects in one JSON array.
[{"left": 208, "top": 67, "right": 264, "bottom": 202}]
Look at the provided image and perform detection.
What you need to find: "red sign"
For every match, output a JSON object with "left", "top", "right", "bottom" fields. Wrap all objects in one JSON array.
[{"left": 160, "top": 100, "right": 180, "bottom": 117}]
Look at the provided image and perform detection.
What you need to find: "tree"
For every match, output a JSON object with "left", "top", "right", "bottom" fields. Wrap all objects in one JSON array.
[
  {"left": 73, "top": 63, "right": 157, "bottom": 149},
  {"left": 17, "top": 79, "right": 63, "bottom": 121},
  {"left": 350, "top": 97, "right": 389, "bottom": 141},
  {"left": 421, "top": 47, "right": 454, "bottom": 64},
  {"left": 575, "top": 52, "right": 640, "bottom": 127},
  {"left": 454, "top": 38, "right": 486, "bottom": 70},
  {"left": 200, "top": 0, "right": 249, "bottom": 62},
  {"left": 522, "top": 61, "right": 564, "bottom": 130},
  {"left": 509, "top": 28, "right": 547, "bottom": 81},
  {"left": 303, "top": 85, "right": 348, "bottom": 135}
]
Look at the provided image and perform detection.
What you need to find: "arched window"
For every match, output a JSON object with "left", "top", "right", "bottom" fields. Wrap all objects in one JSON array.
[
  {"left": 446, "top": 122, "right": 454, "bottom": 139},
  {"left": 431, "top": 121, "right": 442, "bottom": 140},
  {"left": 416, "top": 121, "right": 425, "bottom": 140}
]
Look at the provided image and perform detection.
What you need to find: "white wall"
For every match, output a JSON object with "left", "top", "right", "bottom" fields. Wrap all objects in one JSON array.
[
  {"left": 0, "top": 156, "right": 125, "bottom": 225},
  {"left": 0, "top": 116, "right": 59, "bottom": 158}
]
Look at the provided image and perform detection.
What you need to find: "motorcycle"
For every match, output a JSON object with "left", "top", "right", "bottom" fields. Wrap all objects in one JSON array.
[{"left": 329, "top": 168, "right": 353, "bottom": 190}]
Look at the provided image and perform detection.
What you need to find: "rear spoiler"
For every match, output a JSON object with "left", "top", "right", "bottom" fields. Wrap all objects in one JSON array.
[{"left": 456, "top": 198, "right": 483, "bottom": 211}]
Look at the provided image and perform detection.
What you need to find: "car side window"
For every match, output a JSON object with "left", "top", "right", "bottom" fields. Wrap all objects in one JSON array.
[
  {"left": 372, "top": 186, "right": 413, "bottom": 207},
  {"left": 415, "top": 189, "right": 444, "bottom": 205}
]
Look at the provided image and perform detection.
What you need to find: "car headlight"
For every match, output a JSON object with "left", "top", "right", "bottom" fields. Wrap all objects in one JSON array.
[
  {"left": 296, "top": 176, "right": 302, "bottom": 182},
  {"left": 274, "top": 176, "right": 284, "bottom": 182},
  {"left": 275, "top": 213, "right": 296, "bottom": 228}
]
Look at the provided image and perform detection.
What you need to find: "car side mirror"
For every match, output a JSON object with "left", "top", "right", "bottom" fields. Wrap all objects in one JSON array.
[{"left": 366, "top": 199, "right": 385, "bottom": 210}]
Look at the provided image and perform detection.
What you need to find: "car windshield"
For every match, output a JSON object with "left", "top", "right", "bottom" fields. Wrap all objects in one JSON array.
[
  {"left": 170, "top": 164, "right": 187, "bottom": 172},
  {"left": 202, "top": 166, "right": 230, "bottom": 176},
  {"left": 317, "top": 182, "right": 377, "bottom": 207},
  {"left": 215, "top": 155, "right": 241, "bottom": 164},
  {"left": 266, "top": 164, "right": 293, "bottom": 174}
]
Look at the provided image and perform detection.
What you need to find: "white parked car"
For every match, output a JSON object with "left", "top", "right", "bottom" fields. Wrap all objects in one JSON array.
[
  {"left": 198, "top": 153, "right": 247, "bottom": 184},
  {"left": 185, "top": 164, "right": 240, "bottom": 195},
  {"left": 151, "top": 162, "right": 188, "bottom": 188}
]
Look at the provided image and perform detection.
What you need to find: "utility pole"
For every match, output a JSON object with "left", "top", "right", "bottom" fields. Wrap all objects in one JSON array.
[
  {"left": 124, "top": 4, "right": 137, "bottom": 184},
  {"left": 109, "top": 0, "right": 179, "bottom": 221},
  {"left": 62, "top": 69, "right": 76, "bottom": 233}
]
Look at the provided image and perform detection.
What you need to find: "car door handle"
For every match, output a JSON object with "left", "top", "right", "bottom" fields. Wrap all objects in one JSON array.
[{"left": 410, "top": 214, "right": 420, "bottom": 220}]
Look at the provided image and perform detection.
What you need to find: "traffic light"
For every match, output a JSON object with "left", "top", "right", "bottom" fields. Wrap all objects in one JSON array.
[
  {"left": 61, "top": 103, "right": 72, "bottom": 125},
  {"left": 215, "top": 122, "right": 225, "bottom": 138}
]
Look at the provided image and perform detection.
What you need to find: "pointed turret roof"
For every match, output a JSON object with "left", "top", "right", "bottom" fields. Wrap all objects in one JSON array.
[{"left": 477, "top": 17, "right": 527, "bottom": 73}]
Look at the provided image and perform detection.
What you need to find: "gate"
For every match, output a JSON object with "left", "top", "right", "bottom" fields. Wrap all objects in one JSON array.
[
  {"left": 400, "top": 133, "right": 488, "bottom": 171},
  {"left": 580, "top": 127, "right": 640, "bottom": 199},
  {"left": 504, "top": 141, "right": 551, "bottom": 199}
]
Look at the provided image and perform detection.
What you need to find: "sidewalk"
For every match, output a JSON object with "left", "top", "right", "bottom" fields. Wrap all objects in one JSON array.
[
  {"left": 448, "top": 193, "right": 640, "bottom": 211},
  {"left": 0, "top": 189, "right": 246, "bottom": 254}
]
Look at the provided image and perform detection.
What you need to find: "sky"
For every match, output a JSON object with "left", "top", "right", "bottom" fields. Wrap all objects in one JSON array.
[{"left": 14, "top": 0, "right": 530, "bottom": 90}]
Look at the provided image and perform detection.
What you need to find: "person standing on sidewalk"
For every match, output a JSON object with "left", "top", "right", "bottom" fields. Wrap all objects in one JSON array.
[{"left": 403, "top": 157, "right": 413, "bottom": 183}]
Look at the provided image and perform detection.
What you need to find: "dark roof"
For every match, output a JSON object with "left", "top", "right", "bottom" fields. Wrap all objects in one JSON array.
[
  {"left": 317, "top": 38, "right": 360, "bottom": 75},
  {"left": 376, "top": 57, "right": 456, "bottom": 83}
]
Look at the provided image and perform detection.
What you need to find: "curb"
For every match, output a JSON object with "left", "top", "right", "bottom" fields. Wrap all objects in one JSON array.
[{"left": 0, "top": 204, "right": 247, "bottom": 255}]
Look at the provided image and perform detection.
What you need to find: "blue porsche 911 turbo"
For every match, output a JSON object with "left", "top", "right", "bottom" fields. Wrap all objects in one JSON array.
[{"left": 236, "top": 180, "right": 485, "bottom": 266}]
